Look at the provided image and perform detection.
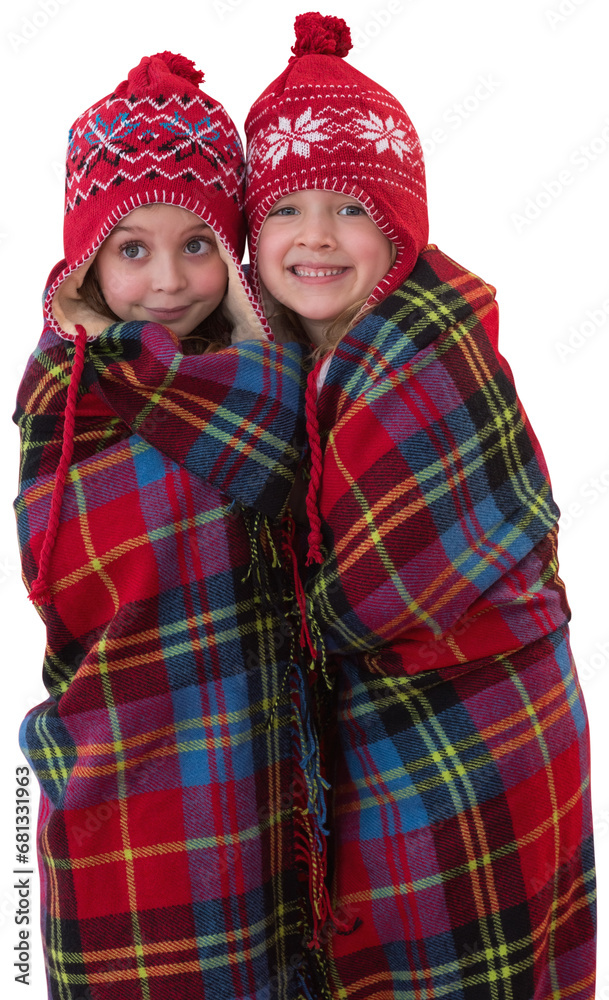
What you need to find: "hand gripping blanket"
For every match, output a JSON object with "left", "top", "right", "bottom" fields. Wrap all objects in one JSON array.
[
  {"left": 14, "top": 323, "right": 333, "bottom": 1000},
  {"left": 305, "top": 246, "right": 596, "bottom": 999}
]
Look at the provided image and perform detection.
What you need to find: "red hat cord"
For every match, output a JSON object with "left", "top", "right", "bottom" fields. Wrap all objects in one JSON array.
[
  {"left": 305, "top": 359, "right": 326, "bottom": 566},
  {"left": 28, "top": 325, "right": 88, "bottom": 605}
]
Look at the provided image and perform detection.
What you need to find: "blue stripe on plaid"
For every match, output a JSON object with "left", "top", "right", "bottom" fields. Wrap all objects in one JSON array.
[
  {"left": 86, "top": 324, "right": 308, "bottom": 517},
  {"left": 131, "top": 436, "right": 167, "bottom": 487},
  {"left": 306, "top": 247, "right": 595, "bottom": 998},
  {"left": 16, "top": 322, "right": 326, "bottom": 998}
]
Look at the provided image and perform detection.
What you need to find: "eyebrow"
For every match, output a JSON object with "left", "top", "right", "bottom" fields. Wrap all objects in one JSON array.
[{"left": 111, "top": 223, "right": 215, "bottom": 235}]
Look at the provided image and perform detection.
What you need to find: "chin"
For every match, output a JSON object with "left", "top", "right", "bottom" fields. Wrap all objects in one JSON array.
[{"left": 300, "top": 309, "right": 338, "bottom": 323}]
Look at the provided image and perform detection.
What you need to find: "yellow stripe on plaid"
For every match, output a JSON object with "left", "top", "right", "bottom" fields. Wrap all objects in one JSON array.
[
  {"left": 328, "top": 885, "right": 596, "bottom": 1000},
  {"left": 503, "top": 659, "right": 562, "bottom": 997},
  {"left": 102, "top": 364, "right": 300, "bottom": 481},
  {"left": 95, "top": 627, "right": 151, "bottom": 999},
  {"left": 50, "top": 902, "right": 301, "bottom": 986},
  {"left": 456, "top": 329, "right": 558, "bottom": 532},
  {"left": 335, "top": 672, "right": 583, "bottom": 821}
]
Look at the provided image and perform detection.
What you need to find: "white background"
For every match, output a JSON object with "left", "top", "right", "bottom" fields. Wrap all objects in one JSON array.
[{"left": 1, "top": 0, "right": 607, "bottom": 996}]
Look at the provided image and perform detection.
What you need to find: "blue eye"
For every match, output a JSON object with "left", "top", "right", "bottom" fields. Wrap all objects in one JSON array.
[
  {"left": 121, "top": 243, "right": 146, "bottom": 259},
  {"left": 339, "top": 204, "right": 365, "bottom": 216},
  {"left": 185, "top": 238, "right": 212, "bottom": 255},
  {"left": 272, "top": 206, "right": 298, "bottom": 216}
]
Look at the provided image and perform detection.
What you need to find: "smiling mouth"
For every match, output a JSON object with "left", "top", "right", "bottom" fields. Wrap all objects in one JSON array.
[
  {"left": 289, "top": 266, "right": 347, "bottom": 277},
  {"left": 145, "top": 305, "right": 190, "bottom": 315}
]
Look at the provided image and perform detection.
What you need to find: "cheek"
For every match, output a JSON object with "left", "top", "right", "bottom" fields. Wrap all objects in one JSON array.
[
  {"left": 365, "top": 234, "right": 394, "bottom": 285},
  {"left": 257, "top": 229, "right": 283, "bottom": 285},
  {"left": 212, "top": 259, "right": 229, "bottom": 295},
  {"left": 95, "top": 260, "right": 135, "bottom": 304},
  {"left": 196, "top": 260, "right": 228, "bottom": 308}
]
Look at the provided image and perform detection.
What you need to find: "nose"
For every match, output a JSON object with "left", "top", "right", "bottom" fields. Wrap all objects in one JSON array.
[
  {"left": 150, "top": 253, "right": 188, "bottom": 294},
  {"left": 296, "top": 212, "right": 337, "bottom": 251}
]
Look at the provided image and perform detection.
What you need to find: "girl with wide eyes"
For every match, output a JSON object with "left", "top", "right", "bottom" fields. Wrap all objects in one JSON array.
[
  {"left": 14, "top": 51, "right": 315, "bottom": 1000},
  {"left": 91, "top": 203, "right": 229, "bottom": 348},
  {"left": 245, "top": 12, "right": 596, "bottom": 1000}
]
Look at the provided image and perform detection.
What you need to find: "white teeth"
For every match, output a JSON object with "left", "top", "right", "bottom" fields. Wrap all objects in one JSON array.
[{"left": 292, "top": 267, "right": 345, "bottom": 277}]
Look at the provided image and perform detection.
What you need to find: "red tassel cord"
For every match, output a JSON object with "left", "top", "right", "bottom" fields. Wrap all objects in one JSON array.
[
  {"left": 281, "top": 513, "right": 318, "bottom": 660},
  {"left": 304, "top": 362, "right": 325, "bottom": 566},
  {"left": 29, "top": 325, "right": 88, "bottom": 606}
]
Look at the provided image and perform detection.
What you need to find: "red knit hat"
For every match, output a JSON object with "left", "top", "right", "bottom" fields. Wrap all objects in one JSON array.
[
  {"left": 48, "top": 51, "right": 247, "bottom": 341},
  {"left": 245, "top": 12, "right": 429, "bottom": 304},
  {"left": 28, "top": 53, "right": 258, "bottom": 607}
]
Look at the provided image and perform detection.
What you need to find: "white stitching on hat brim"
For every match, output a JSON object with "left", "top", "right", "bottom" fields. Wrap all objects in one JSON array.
[
  {"left": 246, "top": 178, "right": 410, "bottom": 320},
  {"left": 45, "top": 192, "right": 269, "bottom": 342}
]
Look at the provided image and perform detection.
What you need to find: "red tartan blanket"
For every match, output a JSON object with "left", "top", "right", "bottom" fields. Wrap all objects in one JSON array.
[
  {"left": 14, "top": 321, "right": 332, "bottom": 1000},
  {"left": 304, "top": 246, "right": 596, "bottom": 999}
]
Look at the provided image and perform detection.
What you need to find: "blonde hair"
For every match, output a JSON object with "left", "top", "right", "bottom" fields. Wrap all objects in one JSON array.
[{"left": 78, "top": 263, "right": 232, "bottom": 356}]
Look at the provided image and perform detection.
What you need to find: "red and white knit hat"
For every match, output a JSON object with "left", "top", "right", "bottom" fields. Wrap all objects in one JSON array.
[
  {"left": 48, "top": 51, "right": 249, "bottom": 341},
  {"left": 245, "top": 12, "right": 429, "bottom": 303},
  {"left": 29, "top": 53, "right": 259, "bottom": 607}
]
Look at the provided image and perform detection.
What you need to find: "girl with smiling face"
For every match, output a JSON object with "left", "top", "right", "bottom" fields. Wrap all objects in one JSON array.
[
  {"left": 258, "top": 189, "right": 394, "bottom": 348},
  {"left": 245, "top": 13, "right": 596, "bottom": 1000},
  {"left": 14, "top": 52, "right": 320, "bottom": 1000}
]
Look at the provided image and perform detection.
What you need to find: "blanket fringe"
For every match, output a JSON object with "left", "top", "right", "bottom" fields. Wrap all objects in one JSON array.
[
  {"left": 281, "top": 514, "right": 352, "bottom": 950},
  {"left": 291, "top": 669, "right": 333, "bottom": 948},
  {"left": 281, "top": 515, "right": 331, "bottom": 689},
  {"left": 240, "top": 508, "right": 281, "bottom": 617},
  {"left": 234, "top": 506, "right": 348, "bottom": 951}
]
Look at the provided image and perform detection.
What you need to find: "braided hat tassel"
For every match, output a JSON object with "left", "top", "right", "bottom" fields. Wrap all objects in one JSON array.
[{"left": 29, "top": 324, "right": 87, "bottom": 606}]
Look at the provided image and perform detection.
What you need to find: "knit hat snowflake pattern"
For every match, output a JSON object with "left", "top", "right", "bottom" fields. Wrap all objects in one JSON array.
[
  {"left": 245, "top": 12, "right": 429, "bottom": 303},
  {"left": 48, "top": 51, "right": 246, "bottom": 340}
]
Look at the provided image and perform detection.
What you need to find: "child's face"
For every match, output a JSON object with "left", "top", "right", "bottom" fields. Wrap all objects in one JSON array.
[
  {"left": 258, "top": 190, "right": 394, "bottom": 344},
  {"left": 94, "top": 204, "right": 228, "bottom": 338}
]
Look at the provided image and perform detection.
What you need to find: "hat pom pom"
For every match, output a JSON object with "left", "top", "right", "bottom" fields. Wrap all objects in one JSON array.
[
  {"left": 149, "top": 51, "right": 205, "bottom": 86},
  {"left": 292, "top": 12, "right": 352, "bottom": 58},
  {"left": 125, "top": 51, "right": 204, "bottom": 95}
]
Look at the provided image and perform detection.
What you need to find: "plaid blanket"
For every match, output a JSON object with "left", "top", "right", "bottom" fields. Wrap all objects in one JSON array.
[
  {"left": 305, "top": 246, "right": 596, "bottom": 998},
  {"left": 14, "top": 322, "right": 332, "bottom": 1000}
]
